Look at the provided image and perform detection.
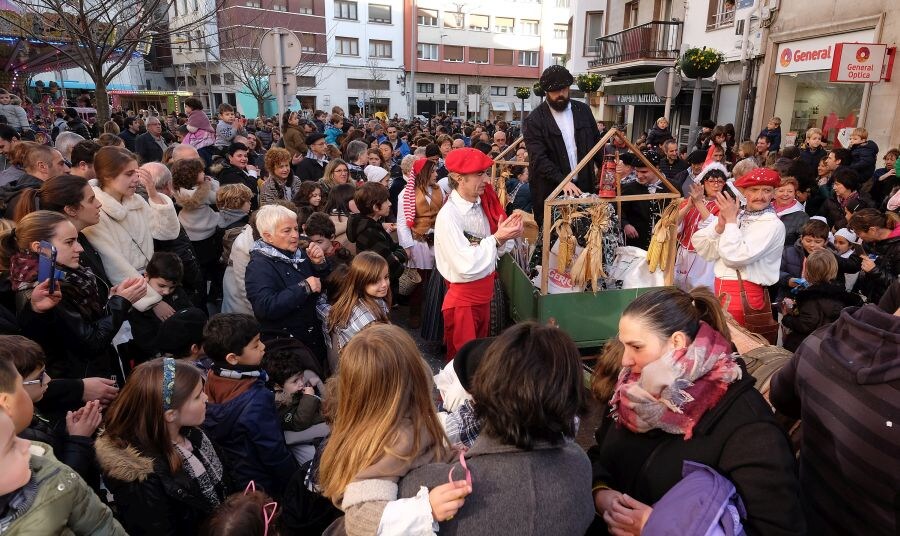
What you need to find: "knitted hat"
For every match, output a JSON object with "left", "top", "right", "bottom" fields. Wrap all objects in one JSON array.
[
  {"left": 364, "top": 165, "right": 389, "bottom": 183},
  {"left": 444, "top": 147, "right": 494, "bottom": 175},
  {"left": 452, "top": 337, "right": 495, "bottom": 392},
  {"left": 539, "top": 65, "right": 574, "bottom": 92},
  {"left": 733, "top": 167, "right": 780, "bottom": 188}
]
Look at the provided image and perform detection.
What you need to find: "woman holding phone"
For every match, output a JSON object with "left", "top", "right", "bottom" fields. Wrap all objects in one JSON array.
[{"left": 0, "top": 210, "right": 147, "bottom": 381}]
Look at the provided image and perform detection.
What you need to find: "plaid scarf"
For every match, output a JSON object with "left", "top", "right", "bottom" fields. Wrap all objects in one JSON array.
[
  {"left": 610, "top": 322, "right": 742, "bottom": 440},
  {"left": 9, "top": 252, "right": 104, "bottom": 317}
]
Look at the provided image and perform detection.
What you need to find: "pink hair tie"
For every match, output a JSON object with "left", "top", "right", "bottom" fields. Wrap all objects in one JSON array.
[{"left": 447, "top": 449, "right": 472, "bottom": 486}]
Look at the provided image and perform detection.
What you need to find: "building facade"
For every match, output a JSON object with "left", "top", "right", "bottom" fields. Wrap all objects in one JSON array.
[{"left": 402, "top": 0, "right": 571, "bottom": 121}]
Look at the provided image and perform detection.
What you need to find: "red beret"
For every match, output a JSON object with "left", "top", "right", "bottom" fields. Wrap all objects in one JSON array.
[
  {"left": 733, "top": 167, "right": 780, "bottom": 189},
  {"left": 444, "top": 147, "right": 494, "bottom": 175},
  {"left": 412, "top": 157, "right": 428, "bottom": 176}
]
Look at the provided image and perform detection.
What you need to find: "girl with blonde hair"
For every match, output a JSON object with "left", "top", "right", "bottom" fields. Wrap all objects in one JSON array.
[{"left": 319, "top": 324, "right": 470, "bottom": 534}]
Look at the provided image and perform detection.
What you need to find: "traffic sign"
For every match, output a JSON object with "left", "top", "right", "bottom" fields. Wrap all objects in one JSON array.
[
  {"left": 259, "top": 28, "right": 302, "bottom": 69},
  {"left": 654, "top": 68, "right": 682, "bottom": 99}
]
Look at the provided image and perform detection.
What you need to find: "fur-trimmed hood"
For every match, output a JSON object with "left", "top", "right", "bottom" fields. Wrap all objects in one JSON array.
[
  {"left": 95, "top": 434, "right": 155, "bottom": 483},
  {"left": 174, "top": 180, "right": 216, "bottom": 210}
]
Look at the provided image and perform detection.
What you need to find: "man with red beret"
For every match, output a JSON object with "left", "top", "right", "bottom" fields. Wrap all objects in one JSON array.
[
  {"left": 692, "top": 167, "right": 786, "bottom": 325},
  {"left": 435, "top": 148, "right": 524, "bottom": 360}
]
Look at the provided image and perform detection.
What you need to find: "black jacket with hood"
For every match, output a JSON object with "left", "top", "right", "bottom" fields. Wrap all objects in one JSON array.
[
  {"left": 780, "top": 281, "right": 863, "bottom": 351},
  {"left": 347, "top": 213, "right": 406, "bottom": 281}
]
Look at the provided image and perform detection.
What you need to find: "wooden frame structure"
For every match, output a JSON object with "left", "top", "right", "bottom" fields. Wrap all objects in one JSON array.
[{"left": 490, "top": 128, "right": 682, "bottom": 294}]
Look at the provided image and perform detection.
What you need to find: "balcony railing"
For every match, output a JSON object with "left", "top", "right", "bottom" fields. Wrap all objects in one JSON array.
[{"left": 588, "top": 21, "right": 682, "bottom": 68}]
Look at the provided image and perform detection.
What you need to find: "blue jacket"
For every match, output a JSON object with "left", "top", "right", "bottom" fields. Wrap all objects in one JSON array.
[
  {"left": 758, "top": 126, "right": 782, "bottom": 152},
  {"left": 202, "top": 374, "right": 297, "bottom": 498},
  {"left": 324, "top": 126, "right": 342, "bottom": 145},
  {"left": 244, "top": 241, "right": 330, "bottom": 361}
]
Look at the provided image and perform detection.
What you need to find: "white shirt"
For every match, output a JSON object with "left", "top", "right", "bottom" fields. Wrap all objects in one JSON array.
[
  {"left": 550, "top": 104, "right": 578, "bottom": 172},
  {"left": 691, "top": 209, "right": 786, "bottom": 286},
  {"left": 435, "top": 190, "right": 513, "bottom": 283}
]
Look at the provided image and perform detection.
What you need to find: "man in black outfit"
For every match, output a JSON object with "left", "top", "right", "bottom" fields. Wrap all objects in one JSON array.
[
  {"left": 296, "top": 133, "right": 329, "bottom": 181},
  {"left": 620, "top": 151, "right": 667, "bottom": 251},
  {"left": 523, "top": 65, "right": 604, "bottom": 225}
]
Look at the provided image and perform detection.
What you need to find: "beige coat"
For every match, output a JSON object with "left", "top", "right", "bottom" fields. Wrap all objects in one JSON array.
[{"left": 82, "top": 187, "right": 181, "bottom": 311}]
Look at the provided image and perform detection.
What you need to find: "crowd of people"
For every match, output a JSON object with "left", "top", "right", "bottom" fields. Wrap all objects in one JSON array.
[{"left": 0, "top": 61, "right": 897, "bottom": 536}]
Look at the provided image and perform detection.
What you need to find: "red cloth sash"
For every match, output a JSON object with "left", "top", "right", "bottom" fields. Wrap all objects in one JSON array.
[
  {"left": 442, "top": 273, "right": 496, "bottom": 310},
  {"left": 714, "top": 277, "right": 764, "bottom": 326}
]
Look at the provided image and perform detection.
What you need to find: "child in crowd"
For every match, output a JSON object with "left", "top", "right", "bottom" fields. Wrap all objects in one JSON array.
[
  {"left": 847, "top": 127, "right": 880, "bottom": 181},
  {"left": 200, "top": 485, "right": 281, "bottom": 536},
  {"left": 215, "top": 104, "right": 246, "bottom": 150},
  {"left": 183, "top": 97, "right": 215, "bottom": 151},
  {"left": 172, "top": 157, "right": 223, "bottom": 303},
  {"left": 262, "top": 338, "right": 329, "bottom": 465},
  {"left": 201, "top": 313, "right": 298, "bottom": 498},
  {"left": 305, "top": 212, "right": 353, "bottom": 266},
  {"left": 319, "top": 324, "right": 469, "bottom": 534},
  {"left": 324, "top": 115, "right": 344, "bottom": 145},
  {"left": 326, "top": 251, "right": 391, "bottom": 353},
  {"left": 758, "top": 116, "right": 782, "bottom": 152},
  {"left": 799, "top": 127, "right": 827, "bottom": 169},
  {"left": 157, "top": 307, "right": 210, "bottom": 367},
  {"left": 434, "top": 337, "right": 487, "bottom": 450},
  {"left": 0, "top": 400, "right": 125, "bottom": 535},
  {"left": 781, "top": 249, "right": 863, "bottom": 351},
  {"left": 1, "top": 335, "right": 102, "bottom": 488},
  {"left": 347, "top": 182, "right": 407, "bottom": 292},
  {"left": 833, "top": 227, "right": 864, "bottom": 291},
  {"left": 127, "top": 251, "right": 197, "bottom": 364},
  {"left": 97, "top": 358, "right": 229, "bottom": 535},
  {"left": 217, "top": 183, "right": 253, "bottom": 233},
  {"left": 293, "top": 180, "right": 324, "bottom": 213},
  {"left": 778, "top": 219, "right": 862, "bottom": 304}
]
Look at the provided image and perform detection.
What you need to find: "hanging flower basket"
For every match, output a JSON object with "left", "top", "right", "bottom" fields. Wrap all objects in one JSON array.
[
  {"left": 532, "top": 82, "right": 545, "bottom": 97},
  {"left": 576, "top": 73, "right": 602, "bottom": 93},
  {"left": 679, "top": 47, "right": 724, "bottom": 79},
  {"left": 515, "top": 87, "right": 531, "bottom": 100}
]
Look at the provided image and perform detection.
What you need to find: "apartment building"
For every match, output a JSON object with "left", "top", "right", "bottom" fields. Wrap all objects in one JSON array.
[{"left": 402, "top": 0, "right": 572, "bottom": 120}]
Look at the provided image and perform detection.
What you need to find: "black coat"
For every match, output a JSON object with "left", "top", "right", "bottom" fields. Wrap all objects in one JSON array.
[
  {"left": 218, "top": 163, "right": 260, "bottom": 210},
  {"left": 854, "top": 234, "right": 900, "bottom": 304},
  {"left": 134, "top": 132, "right": 165, "bottom": 164},
  {"left": 781, "top": 282, "right": 863, "bottom": 351},
  {"left": 17, "top": 289, "right": 131, "bottom": 380},
  {"left": 798, "top": 146, "right": 827, "bottom": 170},
  {"left": 66, "top": 118, "right": 92, "bottom": 140},
  {"left": 0, "top": 173, "right": 42, "bottom": 219},
  {"left": 657, "top": 157, "right": 688, "bottom": 183},
  {"left": 619, "top": 181, "right": 665, "bottom": 251},
  {"left": 119, "top": 129, "right": 138, "bottom": 152},
  {"left": 244, "top": 244, "right": 330, "bottom": 362},
  {"left": 523, "top": 100, "right": 603, "bottom": 225},
  {"left": 296, "top": 157, "right": 327, "bottom": 181},
  {"left": 347, "top": 213, "right": 406, "bottom": 282},
  {"left": 587, "top": 370, "right": 805, "bottom": 536},
  {"left": 849, "top": 140, "right": 879, "bottom": 180}
]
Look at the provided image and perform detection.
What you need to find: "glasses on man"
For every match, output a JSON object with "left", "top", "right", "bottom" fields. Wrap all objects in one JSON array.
[{"left": 22, "top": 370, "right": 47, "bottom": 387}]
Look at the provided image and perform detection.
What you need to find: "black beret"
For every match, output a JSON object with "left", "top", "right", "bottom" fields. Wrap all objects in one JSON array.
[
  {"left": 687, "top": 150, "right": 707, "bottom": 164},
  {"left": 156, "top": 307, "right": 208, "bottom": 354},
  {"left": 619, "top": 153, "right": 640, "bottom": 167},
  {"left": 539, "top": 65, "right": 574, "bottom": 92},
  {"left": 305, "top": 132, "right": 325, "bottom": 146},
  {"left": 453, "top": 337, "right": 494, "bottom": 392}
]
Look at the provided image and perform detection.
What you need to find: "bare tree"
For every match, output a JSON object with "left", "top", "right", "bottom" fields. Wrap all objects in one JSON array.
[{"left": 2, "top": 0, "right": 225, "bottom": 123}]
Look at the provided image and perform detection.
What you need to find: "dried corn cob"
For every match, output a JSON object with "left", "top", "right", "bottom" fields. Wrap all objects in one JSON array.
[
  {"left": 646, "top": 200, "right": 681, "bottom": 273},
  {"left": 571, "top": 202, "right": 612, "bottom": 291}
]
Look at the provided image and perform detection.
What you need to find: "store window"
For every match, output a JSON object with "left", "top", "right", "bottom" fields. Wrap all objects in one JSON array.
[{"left": 774, "top": 70, "right": 864, "bottom": 146}]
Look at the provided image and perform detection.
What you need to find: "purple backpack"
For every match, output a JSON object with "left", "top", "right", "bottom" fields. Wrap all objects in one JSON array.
[{"left": 643, "top": 461, "right": 746, "bottom": 536}]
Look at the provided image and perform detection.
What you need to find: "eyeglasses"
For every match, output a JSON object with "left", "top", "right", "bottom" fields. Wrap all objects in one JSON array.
[
  {"left": 23, "top": 370, "right": 46, "bottom": 387},
  {"left": 705, "top": 178, "right": 725, "bottom": 184}
]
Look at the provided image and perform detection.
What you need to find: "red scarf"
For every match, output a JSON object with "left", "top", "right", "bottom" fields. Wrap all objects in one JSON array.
[{"left": 479, "top": 184, "right": 505, "bottom": 234}]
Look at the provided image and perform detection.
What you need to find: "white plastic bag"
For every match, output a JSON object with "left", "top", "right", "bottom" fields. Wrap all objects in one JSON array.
[
  {"left": 531, "top": 239, "right": 584, "bottom": 294},
  {"left": 609, "top": 246, "right": 664, "bottom": 289}
]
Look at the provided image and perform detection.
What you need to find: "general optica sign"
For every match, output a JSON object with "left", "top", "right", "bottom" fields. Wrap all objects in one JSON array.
[
  {"left": 775, "top": 30, "right": 875, "bottom": 74},
  {"left": 830, "top": 43, "right": 887, "bottom": 82}
]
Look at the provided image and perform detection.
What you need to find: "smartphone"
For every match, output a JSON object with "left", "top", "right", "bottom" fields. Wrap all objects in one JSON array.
[{"left": 37, "top": 240, "right": 58, "bottom": 293}]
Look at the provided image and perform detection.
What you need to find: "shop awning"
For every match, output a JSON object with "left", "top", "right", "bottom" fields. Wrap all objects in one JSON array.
[
  {"left": 29, "top": 80, "right": 138, "bottom": 91},
  {"left": 490, "top": 102, "right": 511, "bottom": 111},
  {"left": 603, "top": 79, "right": 656, "bottom": 96}
]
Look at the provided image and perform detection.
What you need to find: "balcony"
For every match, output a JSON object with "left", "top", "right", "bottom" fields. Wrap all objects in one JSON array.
[{"left": 588, "top": 21, "right": 682, "bottom": 71}]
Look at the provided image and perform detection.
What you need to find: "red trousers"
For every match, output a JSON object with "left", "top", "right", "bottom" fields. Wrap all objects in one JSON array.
[
  {"left": 715, "top": 277, "right": 765, "bottom": 326},
  {"left": 443, "top": 302, "right": 491, "bottom": 361}
]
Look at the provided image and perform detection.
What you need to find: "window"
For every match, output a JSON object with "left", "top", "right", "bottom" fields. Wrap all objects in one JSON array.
[
  {"left": 417, "top": 8, "right": 437, "bottom": 26},
  {"left": 469, "top": 47, "right": 488, "bottom": 64},
  {"left": 490, "top": 86, "right": 507, "bottom": 96},
  {"left": 334, "top": 0, "right": 357, "bottom": 20},
  {"left": 348, "top": 78, "right": 390, "bottom": 90},
  {"left": 707, "top": 0, "right": 735, "bottom": 29},
  {"left": 442, "top": 11, "right": 463, "bottom": 29},
  {"left": 368, "top": 4, "right": 391, "bottom": 23},
  {"left": 553, "top": 23, "right": 567, "bottom": 39},
  {"left": 244, "top": 0, "right": 260, "bottom": 7},
  {"left": 584, "top": 11, "right": 603, "bottom": 55},
  {"left": 300, "top": 33, "right": 317, "bottom": 53},
  {"left": 518, "top": 50, "right": 538, "bottom": 66},
  {"left": 417, "top": 43, "right": 438, "bottom": 60},
  {"left": 210, "top": 74, "right": 221, "bottom": 85},
  {"left": 224, "top": 73, "right": 235, "bottom": 85},
  {"left": 440, "top": 84, "right": 458, "bottom": 94},
  {"left": 495, "top": 17, "right": 513, "bottom": 33},
  {"left": 551, "top": 53, "right": 566, "bottom": 66},
  {"left": 468, "top": 14, "right": 489, "bottom": 31},
  {"left": 493, "top": 49, "right": 514, "bottom": 65},
  {"left": 273, "top": 3, "right": 287, "bottom": 10},
  {"left": 336, "top": 37, "right": 359, "bottom": 56},
  {"left": 416, "top": 82, "right": 435, "bottom": 93},
  {"left": 520, "top": 19, "right": 539, "bottom": 36},
  {"left": 444, "top": 45, "right": 463, "bottom": 62},
  {"left": 369, "top": 39, "right": 392, "bottom": 58},
  {"left": 296, "top": 0, "right": 314, "bottom": 13},
  {"left": 297, "top": 75, "right": 316, "bottom": 87},
  {"left": 466, "top": 84, "right": 481, "bottom": 95},
  {"left": 623, "top": 1, "right": 638, "bottom": 28}
]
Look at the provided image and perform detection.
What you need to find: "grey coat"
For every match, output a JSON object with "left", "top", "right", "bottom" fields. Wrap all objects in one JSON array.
[{"left": 398, "top": 434, "right": 594, "bottom": 536}]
